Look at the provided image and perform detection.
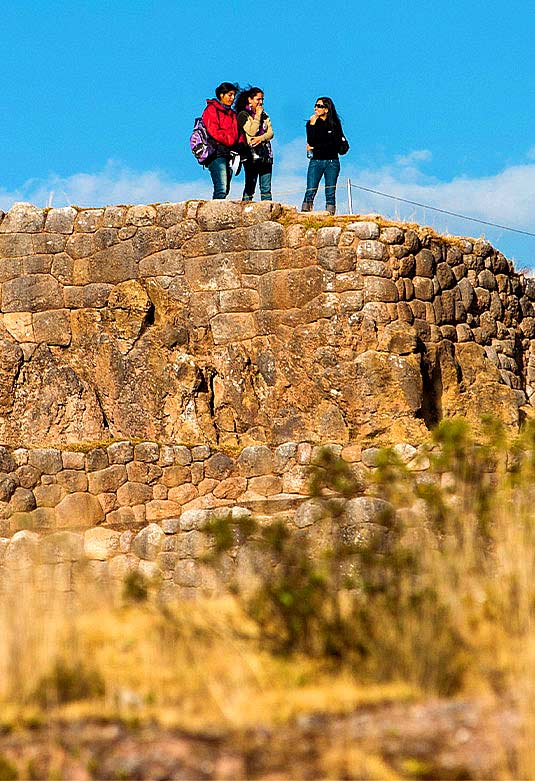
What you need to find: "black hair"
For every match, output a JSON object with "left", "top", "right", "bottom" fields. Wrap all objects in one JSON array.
[
  {"left": 235, "top": 86, "right": 264, "bottom": 114},
  {"left": 215, "top": 82, "right": 239, "bottom": 100},
  {"left": 316, "top": 96, "right": 342, "bottom": 132}
]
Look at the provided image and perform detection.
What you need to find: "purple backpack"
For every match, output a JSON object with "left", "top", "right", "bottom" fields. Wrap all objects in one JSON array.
[{"left": 190, "top": 116, "right": 217, "bottom": 166}]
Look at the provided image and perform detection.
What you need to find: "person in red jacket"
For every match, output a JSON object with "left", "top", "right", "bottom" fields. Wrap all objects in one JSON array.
[{"left": 202, "top": 82, "right": 240, "bottom": 199}]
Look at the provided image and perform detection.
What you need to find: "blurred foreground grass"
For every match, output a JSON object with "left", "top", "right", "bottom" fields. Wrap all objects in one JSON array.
[{"left": 3, "top": 418, "right": 535, "bottom": 777}]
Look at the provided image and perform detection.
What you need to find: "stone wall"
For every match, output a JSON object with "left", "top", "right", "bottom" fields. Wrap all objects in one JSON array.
[
  {"left": 1, "top": 198, "right": 534, "bottom": 594},
  {"left": 1, "top": 200, "right": 532, "bottom": 453},
  {"left": 0, "top": 436, "right": 427, "bottom": 600}
]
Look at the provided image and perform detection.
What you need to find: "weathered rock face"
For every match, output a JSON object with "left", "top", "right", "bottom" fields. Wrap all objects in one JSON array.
[
  {"left": 1, "top": 199, "right": 534, "bottom": 597},
  {"left": 0, "top": 200, "right": 531, "bottom": 450}
]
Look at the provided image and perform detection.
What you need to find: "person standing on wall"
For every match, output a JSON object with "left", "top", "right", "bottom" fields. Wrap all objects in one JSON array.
[
  {"left": 202, "top": 82, "right": 241, "bottom": 199},
  {"left": 235, "top": 87, "right": 274, "bottom": 201},
  {"left": 301, "top": 97, "right": 347, "bottom": 215}
]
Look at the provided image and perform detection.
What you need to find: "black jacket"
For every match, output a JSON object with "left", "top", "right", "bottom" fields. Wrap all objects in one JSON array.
[{"left": 306, "top": 119, "right": 342, "bottom": 160}]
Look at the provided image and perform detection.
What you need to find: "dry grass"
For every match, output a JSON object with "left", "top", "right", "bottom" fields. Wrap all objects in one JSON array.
[
  {"left": 0, "top": 574, "right": 415, "bottom": 734},
  {"left": 5, "top": 420, "right": 535, "bottom": 775}
]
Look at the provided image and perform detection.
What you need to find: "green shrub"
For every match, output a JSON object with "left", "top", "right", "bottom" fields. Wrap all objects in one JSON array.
[
  {"left": 33, "top": 658, "right": 104, "bottom": 708},
  {"left": 206, "top": 420, "right": 535, "bottom": 696},
  {"left": 0, "top": 757, "right": 18, "bottom": 781},
  {"left": 122, "top": 571, "right": 149, "bottom": 604}
]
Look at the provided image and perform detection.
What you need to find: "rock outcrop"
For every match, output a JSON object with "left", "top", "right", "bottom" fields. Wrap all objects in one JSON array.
[
  {"left": 0, "top": 199, "right": 534, "bottom": 595},
  {"left": 0, "top": 200, "right": 531, "bottom": 451}
]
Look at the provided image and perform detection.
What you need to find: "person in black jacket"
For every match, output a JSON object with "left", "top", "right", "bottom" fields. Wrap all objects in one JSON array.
[{"left": 301, "top": 97, "right": 344, "bottom": 215}]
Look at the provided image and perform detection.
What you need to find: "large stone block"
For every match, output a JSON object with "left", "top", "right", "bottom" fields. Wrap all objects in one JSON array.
[
  {"left": 347, "top": 221, "right": 380, "bottom": 239},
  {"left": 212, "top": 477, "right": 247, "bottom": 499},
  {"left": 56, "top": 493, "right": 104, "bottom": 528},
  {"left": 126, "top": 462, "right": 162, "bottom": 484},
  {"left": 179, "top": 508, "right": 211, "bottom": 531},
  {"left": 183, "top": 229, "right": 247, "bottom": 257},
  {"left": 16, "top": 465, "right": 40, "bottom": 489},
  {"left": 5, "top": 530, "right": 39, "bottom": 568},
  {"left": 219, "top": 288, "right": 260, "bottom": 312},
  {"left": 161, "top": 465, "right": 190, "bottom": 488},
  {"left": 29, "top": 448, "right": 62, "bottom": 474},
  {"left": 134, "top": 442, "right": 160, "bottom": 463},
  {"left": 56, "top": 470, "right": 88, "bottom": 493},
  {"left": 66, "top": 234, "right": 94, "bottom": 259},
  {"left": 73, "top": 242, "right": 138, "bottom": 284},
  {"left": 0, "top": 233, "right": 34, "bottom": 257},
  {"left": 139, "top": 249, "right": 184, "bottom": 277},
  {"left": 211, "top": 312, "right": 257, "bottom": 344},
  {"left": 45, "top": 207, "right": 76, "bottom": 234},
  {"left": 39, "top": 531, "right": 83, "bottom": 563},
  {"left": 257, "top": 267, "right": 324, "bottom": 310},
  {"left": 2, "top": 274, "right": 63, "bottom": 312},
  {"left": 415, "top": 249, "right": 434, "bottom": 277},
  {"left": 116, "top": 481, "right": 153, "bottom": 506},
  {"left": 132, "top": 523, "right": 165, "bottom": 560},
  {"left": 156, "top": 202, "right": 185, "bottom": 228},
  {"left": 344, "top": 496, "right": 395, "bottom": 527},
  {"left": 412, "top": 276, "right": 434, "bottom": 301},
  {"left": 197, "top": 201, "right": 243, "bottom": 231},
  {"left": 0, "top": 203, "right": 45, "bottom": 233},
  {"left": 237, "top": 445, "right": 274, "bottom": 477},
  {"left": 356, "top": 240, "right": 386, "bottom": 261},
  {"left": 316, "top": 226, "right": 342, "bottom": 247},
  {"left": 246, "top": 221, "right": 284, "bottom": 250},
  {"left": 363, "top": 276, "right": 398, "bottom": 303},
  {"left": 318, "top": 246, "right": 355, "bottom": 272},
  {"left": 10, "top": 487, "right": 37, "bottom": 513},
  {"left": 3, "top": 312, "right": 34, "bottom": 342},
  {"left": 107, "top": 441, "right": 134, "bottom": 464},
  {"left": 84, "top": 527, "right": 121, "bottom": 560},
  {"left": 32, "top": 309, "right": 71, "bottom": 346},
  {"left": 145, "top": 499, "right": 182, "bottom": 521},
  {"left": 125, "top": 205, "right": 157, "bottom": 226},
  {"left": 0, "top": 258, "right": 23, "bottom": 283},
  {"left": 88, "top": 464, "right": 127, "bottom": 494},
  {"left": 167, "top": 219, "right": 199, "bottom": 248},
  {"left": 358, "top": 259, "right": 391, "bottom": 277},
  {"left": 184, "top": 252, "right": 241, "bottom": 290},
  {"left": 76, "top": 209, "right": 103, "bottom": 232}
]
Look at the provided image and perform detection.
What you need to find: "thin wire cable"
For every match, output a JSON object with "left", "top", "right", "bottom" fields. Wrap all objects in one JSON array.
[
  {"left": 267, "top": 179, "right": 535, "bottom": 239},
  {"left": 349, "top": 182, "right": 535, "bottom": 238}
]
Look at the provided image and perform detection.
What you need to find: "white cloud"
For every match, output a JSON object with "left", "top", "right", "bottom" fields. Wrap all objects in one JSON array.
[
  {"left": 2, "top": 146, "right": 535, "bottom": 258},
  {"left": 0, "top": 161, "right": 212, "bottom": 209},
  {"left": 395, "top": 149, "right": 433, "bottom": 167}
]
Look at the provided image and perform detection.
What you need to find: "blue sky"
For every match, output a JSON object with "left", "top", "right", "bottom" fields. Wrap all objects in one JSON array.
[{"left": 2, "top": 0, "right": 535, "bottom": 266}]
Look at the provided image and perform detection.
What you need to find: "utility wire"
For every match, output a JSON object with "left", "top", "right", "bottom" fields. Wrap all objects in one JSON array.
[
  {"left": 262, "top": 180, "right": 535, "bottom": 240},
  {"left": 348, "top": 182, "right": 535, "bottom": 238}
]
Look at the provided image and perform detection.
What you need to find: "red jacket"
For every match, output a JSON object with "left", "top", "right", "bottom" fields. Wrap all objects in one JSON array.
[{"left": 202, "top": 99, "right": 240, "bottom": 149}]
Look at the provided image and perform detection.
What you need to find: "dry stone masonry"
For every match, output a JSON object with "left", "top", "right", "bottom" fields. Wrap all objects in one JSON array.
[{"left": 0, "top": 199, "right": 534, "bottom": 596}]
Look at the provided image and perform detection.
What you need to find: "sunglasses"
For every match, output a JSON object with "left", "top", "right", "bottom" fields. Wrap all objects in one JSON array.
[{"left": 315, "top": 103, "right": 327, "bottom": 108}]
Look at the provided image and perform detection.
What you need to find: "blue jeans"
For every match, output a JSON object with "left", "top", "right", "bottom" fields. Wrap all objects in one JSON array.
[
  {"left": 207, "top": 156, "right": 231, "bottom": 199},
  {"left": 303, "top": 159, "right": 340, "bottom": 207},
  {"left": 242, "top": 160, "right": 272, "bottom": 201}
]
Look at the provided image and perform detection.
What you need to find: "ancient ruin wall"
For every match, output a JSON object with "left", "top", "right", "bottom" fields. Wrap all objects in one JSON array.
[
  {"left": 1, "top": 199, "right": 535, "bottom": 596},
  {"left": 0, "top": 199, "right": 533, "bottom": 451}
]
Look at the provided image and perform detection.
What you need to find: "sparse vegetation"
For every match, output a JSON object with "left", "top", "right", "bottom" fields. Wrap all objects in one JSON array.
[{"left": 5, "top": 418, "right": 535, "bottom": 775}]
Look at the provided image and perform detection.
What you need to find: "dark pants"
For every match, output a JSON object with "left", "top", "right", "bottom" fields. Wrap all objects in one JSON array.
[
  {"left": 303, "top": 158, "right": 340, "bottom": 207},
  {"left": 207, "top": 156, "right": 231, "bottom": 199},
  {"left": 242, "top": 160, "right": 272, "bottom": 201}
]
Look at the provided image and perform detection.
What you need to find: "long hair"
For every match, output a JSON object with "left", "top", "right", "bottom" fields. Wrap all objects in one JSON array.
[
  {"left": 316, "top": 96, "right": 342, "bottom": 132},
  {"left": 235, "top": 86, "right": 264, "bottom": 114}
]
